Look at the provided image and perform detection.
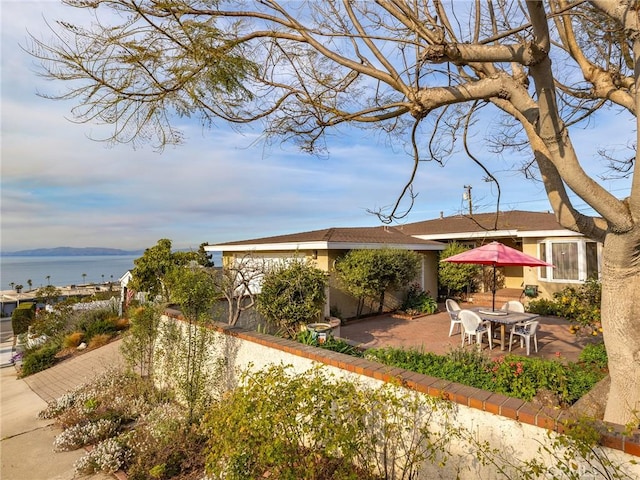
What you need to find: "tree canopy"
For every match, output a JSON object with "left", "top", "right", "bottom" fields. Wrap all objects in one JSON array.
[
  {"left": 30, "top": 0, "right": 640, "bottom": 425},
  {"left": 129, "top": 239, "right": 213, "bottom": 301},
  {"left": 438, "top": 243, "right": 481, "bottom": 298}
]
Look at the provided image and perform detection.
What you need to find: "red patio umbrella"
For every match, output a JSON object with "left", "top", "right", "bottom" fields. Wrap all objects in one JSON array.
[{"left": 441, "top": 241, "right": 553, "bottom": 310}]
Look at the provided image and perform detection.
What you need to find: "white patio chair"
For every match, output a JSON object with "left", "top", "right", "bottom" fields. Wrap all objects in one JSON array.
[
  {"left": 501, "top": 300, "right": 525, "bottom": 313},
  {"left": 509, "top": 320, "right": 539, "bottom": 355},
  {"left": 446, "top": 299, "right": 462, "bottom": 336},
  {"left": 458, "top": 309, "right": 493, "bottom": 350}
]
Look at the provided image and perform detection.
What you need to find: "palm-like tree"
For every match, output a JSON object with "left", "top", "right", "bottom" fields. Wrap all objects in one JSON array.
[
  {"left": 82, "top": 273, "right": 87, "bottom": 285},
  {"left": 27, "top": 279, "right": 32, "bottom": 291},
  {"left": 46, "top": 275, "right": 50, "bottom": 285}
]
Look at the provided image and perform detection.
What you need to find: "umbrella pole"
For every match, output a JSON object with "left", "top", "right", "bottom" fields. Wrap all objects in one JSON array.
[{"left": 492, "top": 265, "right": 497, "bottom": 311}]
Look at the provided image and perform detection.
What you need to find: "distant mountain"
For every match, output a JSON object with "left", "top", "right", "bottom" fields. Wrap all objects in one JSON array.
[{"left": 2, "top": 247, "right": 143, "bottom": 257}]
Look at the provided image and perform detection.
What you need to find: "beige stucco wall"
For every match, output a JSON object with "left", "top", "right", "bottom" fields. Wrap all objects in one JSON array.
[
  {"left": 223, "top": 248, "right": 440, "bottom": 321},
  {"left": 327, "top": 250, "right": 440, "bottom": 320}
]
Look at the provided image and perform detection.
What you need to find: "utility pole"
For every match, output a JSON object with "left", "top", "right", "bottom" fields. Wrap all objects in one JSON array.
[{"left": 463, "top": 185, "right": 473, "bottom": 215}]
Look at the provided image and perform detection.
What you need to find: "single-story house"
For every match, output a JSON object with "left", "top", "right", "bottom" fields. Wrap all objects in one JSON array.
[
  {"left": 205, "top": 226, "right": 445, "bottom": 319},
  {"left": 399, "top": 210, "right": 601, "bottom": 299},
  {"left": 205, "top": 210, "right": 601, "bottom": 318}
]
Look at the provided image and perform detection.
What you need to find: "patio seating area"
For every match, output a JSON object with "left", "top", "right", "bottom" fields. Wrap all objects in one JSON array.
[{"left": 339, "top": 301, "right": 596, "bottom": 363}]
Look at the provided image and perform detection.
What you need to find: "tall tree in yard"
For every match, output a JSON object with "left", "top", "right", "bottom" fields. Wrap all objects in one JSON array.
[{"left": 30, "top": 1, "right": 640, "bottom": 424}]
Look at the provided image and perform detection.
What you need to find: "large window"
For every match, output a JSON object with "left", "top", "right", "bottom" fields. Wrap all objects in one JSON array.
[{"left": 538, "top": 240, "right": 600, "bottom": 282}]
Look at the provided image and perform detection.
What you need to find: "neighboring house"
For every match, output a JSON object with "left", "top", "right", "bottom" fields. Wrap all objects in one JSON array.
[
  {"left": 205, "top": 226, "right": 445, "bottom": 319},
  {"left": 119, "top": 270, "right": 147, "bottom": 315},
  {"left": 399, "top": 210, "right": 601, "bottom": 299}
]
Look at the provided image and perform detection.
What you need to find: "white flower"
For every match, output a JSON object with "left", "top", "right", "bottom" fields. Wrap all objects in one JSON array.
[{"left": 74, "top": 437, "right": 131, "bottom": 475}]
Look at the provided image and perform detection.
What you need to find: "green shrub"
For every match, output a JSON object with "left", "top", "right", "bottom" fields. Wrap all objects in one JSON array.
[
  {"left": 579, "top": 342, "right": 608, "bottom": 370},
  {"left": 564, "top": 362, "right": 607, "bottom": 405},
  {"left": 31, "top": 308, "right": 70, "bottom": 337},
  {"left": 21, "top": 340, "right": 61, "bottom": 376},
  {"left": 552, "top": 279, "right": 601, "bottom": 326},
  {"left": 438, "top": 242, "right": 481, "bottom": 297},
  {"left": 526, "top": 298, "right": 559, "bottom": 316},
  {"left": 257, "top": 258, "right": 327, "bottom": 337},
  {"left": 367, "top": 347, "right": 494, "bottom": 391},
  {"left": 203, "top": 365, "right": 453, "bottom": 480},
  {"left": 335, "top": 248, "right": 421, "bottom": 317},
  {"left": 488, "top": 355, "right": 573, "bottom": 402},
  {"left": 296, "top": 330, "right": 363, "bottom": 357},
  {"left": 401, "top": 282, "right": 438, "bottom": 314},
  {"left": 11, "top": 302, "right": 36, "bottom": 335},
  {"left": 78, "top": 309, "right": 119, "bottom": 340}
]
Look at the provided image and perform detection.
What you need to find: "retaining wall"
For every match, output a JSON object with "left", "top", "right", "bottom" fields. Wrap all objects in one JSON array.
[{"left": 163, "top": 312, "right": 640, "bottom": 479}]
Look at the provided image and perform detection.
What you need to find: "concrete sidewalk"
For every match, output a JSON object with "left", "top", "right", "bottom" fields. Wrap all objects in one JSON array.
[{"left": 1, "top": 337, "right": 123, "bottom": 480}]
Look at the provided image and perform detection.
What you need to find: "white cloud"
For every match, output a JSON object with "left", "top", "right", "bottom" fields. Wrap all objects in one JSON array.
[{"left": 1, "top": 1, "right": 634, "bottom": 252}]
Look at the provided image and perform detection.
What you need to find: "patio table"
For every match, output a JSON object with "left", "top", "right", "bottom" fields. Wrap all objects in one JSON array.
[{"left": 472, "top": 308, "right": 539, "bottom": 351}]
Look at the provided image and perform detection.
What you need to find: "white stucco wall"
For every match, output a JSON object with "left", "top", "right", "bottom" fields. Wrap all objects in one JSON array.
[{"left": 159, "top": 315, "right": 639, "bottom": 479}]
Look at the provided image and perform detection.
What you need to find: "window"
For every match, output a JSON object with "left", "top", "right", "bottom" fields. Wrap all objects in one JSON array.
[
  {"left": 538, "top": 240, "right": 600, "bottom": 283},
  {"left": 586, "top": 242, "right": 599, "bottom": 279},
  {"left": 539, "top": 244, "right": 547, "bottom": 279},
  {"left": 552, "top": 242, "right": 579, "bottom": 280}
]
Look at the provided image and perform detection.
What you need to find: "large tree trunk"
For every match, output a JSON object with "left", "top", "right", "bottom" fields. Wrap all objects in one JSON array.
[{"left": 601, "top": 232, "right": 640, "bottom": 425}]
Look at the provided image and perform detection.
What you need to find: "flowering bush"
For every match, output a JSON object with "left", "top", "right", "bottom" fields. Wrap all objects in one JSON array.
[
  {"left": 74, "top": 436, "right": 132, "bottom": 474},
  {"left": 54, "top": 418, "right": 119, "bottom": 451},
  {"left": 527, "top": 279, "right": 602, "bottom": 335},
  {"left": 125, "top": 404, "right": 207, "bottom": 480},
  {"left": 489, "top": 356, "right": 568, "bottom": 403},
  {"left": 553, "top": 279, "right": 601, "bottom": 326}
]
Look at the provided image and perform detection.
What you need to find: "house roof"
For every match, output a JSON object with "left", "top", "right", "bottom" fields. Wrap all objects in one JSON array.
[
  {"left": 398, "top": 210, "right": 581, "bottom": 240},
  {"left": 206, "top": 226, "right": 445, "bottom": 252},
  {"left": 206, "top": 210, "right": 584, "bottom": 254}
]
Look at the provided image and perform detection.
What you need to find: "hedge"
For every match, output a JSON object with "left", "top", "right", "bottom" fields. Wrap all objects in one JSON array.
[{"left": 11, "top": 302, "right": 36, "bottom": 335}]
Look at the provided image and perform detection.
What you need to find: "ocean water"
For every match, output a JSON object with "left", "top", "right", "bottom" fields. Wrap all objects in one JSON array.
[{"left": 0, "top": 255, "right": 138, "bottom": 290}]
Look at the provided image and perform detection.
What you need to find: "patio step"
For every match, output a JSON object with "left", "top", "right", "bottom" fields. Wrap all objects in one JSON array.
[{"left": 468, "top": 288, "right": 525, "bottom": 308}]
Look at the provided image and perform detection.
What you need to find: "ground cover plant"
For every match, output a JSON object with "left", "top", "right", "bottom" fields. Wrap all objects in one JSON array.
[
  {"left": 365, "top": 345, "right": 608, "bottom": 407},
  {"left": 38, "top": 368, "right": 208, "bottom": 479}
]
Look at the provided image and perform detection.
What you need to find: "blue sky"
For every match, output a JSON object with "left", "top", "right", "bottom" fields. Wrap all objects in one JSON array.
[{"left": 0, "top": 1, "right": 633, "bottom": 252}]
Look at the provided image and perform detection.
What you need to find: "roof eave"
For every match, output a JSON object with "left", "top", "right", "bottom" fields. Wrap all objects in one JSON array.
[
  {"left": 205, "top": 241, "right": 445, "bottom": 252},
  {"left": 413, "top": 229, "right": 581, "bottom": 241}
]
